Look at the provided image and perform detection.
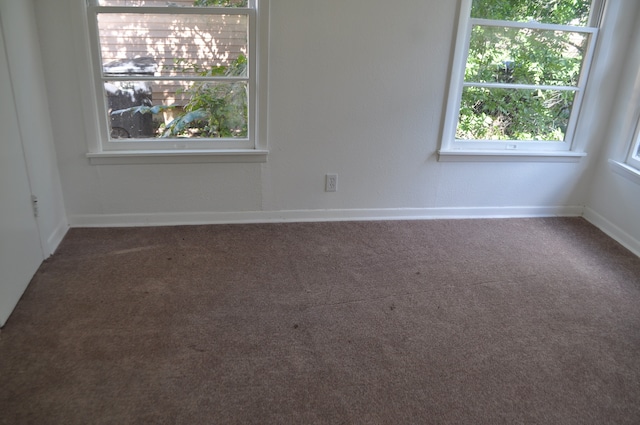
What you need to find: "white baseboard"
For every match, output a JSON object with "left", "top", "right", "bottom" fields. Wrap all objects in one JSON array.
[
  {"left": 45, "top": 220, "right": 69, "bottom": 257},
  {"left": 69, "top": 205, "right": 584, "bottom": 228},
  {"left": 583, "top": 207, "right": 640, "bottom": 258}
]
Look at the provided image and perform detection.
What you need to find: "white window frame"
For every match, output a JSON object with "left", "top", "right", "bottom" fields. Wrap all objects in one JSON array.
[
  {"left": 439, "top": 0, "right": 604, "bottom": 162},
  {"left": 82, "top": 0, "right": 268, "bottom": 164},
  {"left": 608, "top": 118, "right": 640, "bottom": 184},
  {"left": 628, "top": 120, "right": 640, "bottom": 171}
]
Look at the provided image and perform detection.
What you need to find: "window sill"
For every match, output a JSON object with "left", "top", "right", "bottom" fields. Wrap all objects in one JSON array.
[
  {"left": 437, "top": 149, "right": 587, "bottom": 163},
  {"left": 86, "top": 149, "right": 268, "bottom": 165},
  {"left": 609, "top": 159, "right": 640, "bottom": 185}
]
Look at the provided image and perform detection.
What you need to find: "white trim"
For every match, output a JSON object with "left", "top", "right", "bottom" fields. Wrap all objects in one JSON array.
[
  {"left": 441, "top": 0, "right": 473, "bottom": 149},
  {"left": 441, "top": 0, "right": 602, "bottom": 152},
  {"left": 45, "top": 220, "right": 69, "bottom": 257},
  {"left": 463, "top": 82, "right": 579, "bottom": 91},
  {"left": 584, "top": 207, "right": 640, "bottom": 259},
  {"left": 92, "top": 6, "right": 253, "bottom": 14},
  {"left": 629, "top": 150, "right": 640, "bottom": 171},
  {"left": 87, "top": 149, "right": 268, "bottom": 164},
  {"left": 438, "top": 149, "right": 586, "bottom": 162},
  {"left": 68, "top": 205, "right": 585, "bottom": 228},
  {"left": 470, "top": 18, "right": 598, "bottom": 33},
  {"left": 626, "top": 115, "right": 640, "bottom": 170},
  {"left": 99, "top": 138, "right": 254, "bottom": 151},
  {"left": 589, "top": 0, "right": 606, "bottom": 27},
  {"left": 608, "top": 159, "right": 640, "bottom": 185},
  {"left": 83, "top": 0, "right": 267, "bottom": 156},
  {"left": 103, "top": 76, "right": 249, "bottom": 83},
  {"left": 254, "top": 0, "right": 269, "bottom": 152}
]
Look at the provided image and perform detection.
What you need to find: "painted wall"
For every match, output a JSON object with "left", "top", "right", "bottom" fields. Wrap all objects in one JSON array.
[
  {"left": 584, "top": 3, "right": 640, "bottom": 257},
  {"left": 30, "top": 0, "right": 638, "bottom": 226}
]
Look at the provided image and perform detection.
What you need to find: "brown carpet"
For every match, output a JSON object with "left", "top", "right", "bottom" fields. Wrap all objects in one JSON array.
[{"left": 1, "top": 217, "right": 640, "bottom": 424}]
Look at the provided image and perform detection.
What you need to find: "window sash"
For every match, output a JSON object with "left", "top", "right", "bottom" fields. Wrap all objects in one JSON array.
[
  {"left": 87, "top": 0, "right": 254, "bottom": 9},
  {"left": 470, "top": 18, "right": 598, "bottom": 34},
  {"left": 442, "top": 0, "right": 601, "bottom": 151},
  {"left": 86, "top": 0, "right": 257, "bottom": 150}
]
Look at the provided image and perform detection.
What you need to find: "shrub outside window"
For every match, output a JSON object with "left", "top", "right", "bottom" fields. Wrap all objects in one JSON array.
[{"left": 441, "top": 0, "right": 604, "bottom": 153}]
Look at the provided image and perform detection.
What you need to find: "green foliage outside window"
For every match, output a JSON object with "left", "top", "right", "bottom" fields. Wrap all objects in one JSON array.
[
  {"left": 167, "top": 54, "right": 248, "bottom": 138},
  {"left": 111, "top": 55, "right": 248, "bottom": 139},
  {"left": 110, "top": 0, "right": 249, "bottom": 139},
  {"left": 470, "top": 0, "right": 591, "bottom": 25},
  {"left": 458, "top": 0, "right": 593, "bottom": 141}
]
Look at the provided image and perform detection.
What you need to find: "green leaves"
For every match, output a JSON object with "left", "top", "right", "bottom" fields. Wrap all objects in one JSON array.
[
  {"left": 459, "top": 0, "right": 592, "bottom": 141},
  {"left": 471, "top": 0, "right": 592, "bottom": 26},
  {"left": 162, "top": 109, "right": 209, "bottom": 137},
  {"left": 457, "top": 87, "right": 575, "bottom": 141},
  {"left": 174, "top": 54, "right": 248, "bottom": 138},
  {"left": 466, "top": 26, "right": 585, "bottom": 87},
  {"left": 110, "top": 54, "right": 249, "bottom": 139}
]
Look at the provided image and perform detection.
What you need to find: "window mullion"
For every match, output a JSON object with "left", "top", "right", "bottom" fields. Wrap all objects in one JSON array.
[
  {"left": 101, "top": 75, "right": 250, "bottom": 83},
  {"left": 470, "top": 18, "right": 598, "bottom": 33},
  {"left": 463, "top": 82, "right": 579, "bottom": 92},
  {"left": 92, "top": 6, "right": 252, "bottom": 15}
]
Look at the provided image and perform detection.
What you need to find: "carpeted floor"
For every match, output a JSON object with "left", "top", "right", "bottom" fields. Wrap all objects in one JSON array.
[{"left": 1, "top": 217, "right": 640, "bottom": 424}]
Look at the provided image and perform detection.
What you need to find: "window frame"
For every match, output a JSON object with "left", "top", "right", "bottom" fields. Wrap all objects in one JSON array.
[
  {"left": 82, "top": 0, "right": 268, "bottom": 164},
  {"left": 440, "top": 0, "right": 604, "bottom": 160},
  {"left": 627, "top": 118, "right": 640, "bottom": 170}
]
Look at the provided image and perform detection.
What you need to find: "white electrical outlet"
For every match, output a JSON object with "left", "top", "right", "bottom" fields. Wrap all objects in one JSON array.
[{"left": 326, "top": 174, "right": 337, "bottom": 192}]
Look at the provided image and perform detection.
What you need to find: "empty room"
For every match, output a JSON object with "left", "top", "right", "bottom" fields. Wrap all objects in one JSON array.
[{"left": 1, "top": 0, "right": 640, "bottom": 423}]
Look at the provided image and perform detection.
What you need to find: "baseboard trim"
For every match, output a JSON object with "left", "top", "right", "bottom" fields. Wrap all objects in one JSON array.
[
  {"left": 69, "top": 206, "right": 585, "bottom": 228},
  {"left": 45, "top": 220, "right": 69, "bottom": 257},
  {"left": 583, "top": 207, "right": 640, "bottom": 258}
]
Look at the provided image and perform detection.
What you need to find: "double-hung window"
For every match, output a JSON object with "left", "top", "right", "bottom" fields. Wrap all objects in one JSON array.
[
  {"left": 85, "top": 0, "right": 267, "bottom": 162},
  {"left": 441, "top": 0, "right": 604, "bottom": 158}
]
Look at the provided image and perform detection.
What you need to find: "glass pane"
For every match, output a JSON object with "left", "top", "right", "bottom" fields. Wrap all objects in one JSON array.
[
  {"left": 471, "top": 0, "right": 592, "bottom": 26},
  {"left": 456, "top": 87, "right": 576, "bottom": 141},
  {"left": 98, "top": 0, "right": 248, "bottom": 7},
  {"left": 98, "top": 13, "right": 248, "bottom": 77},
  {"left": 636, "top": 140, "right": 640, "bottom": 158},
  {"left": 466, "top": 25, "right": 587, "bottom": 87},
  {"left": 104, "top": 80, "right": 248, "bottom": 139}
]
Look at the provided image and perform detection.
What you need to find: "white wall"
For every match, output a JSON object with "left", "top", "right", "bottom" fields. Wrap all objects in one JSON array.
[
  {"left": 584, "top": 3, "right": 640, "bottom": 257},
  {"left": 31, "top": 0, "right": 638, "bottom": 227},
  {"left": 0, "top": 0, "right": 67, "bottom": 255}
]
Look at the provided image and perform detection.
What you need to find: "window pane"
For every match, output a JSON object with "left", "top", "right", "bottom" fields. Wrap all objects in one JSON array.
[
  {"left": 471, "top": 0, "right": 592, "bottom": 26},
  {"left": 466, "top": 25, "right": 588, "bottom": 87},
  {"left": 98, "top": 13, "right": 248, "bottom": 77},
  {"left": 456, "top": 87, "right": 576, "bottom": 141},
  {"left": 98, "top": 0, "right": 248, "bottom": 7},
  {"left": 105, "top": 80, "right": 248, "bottom": 139}
]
